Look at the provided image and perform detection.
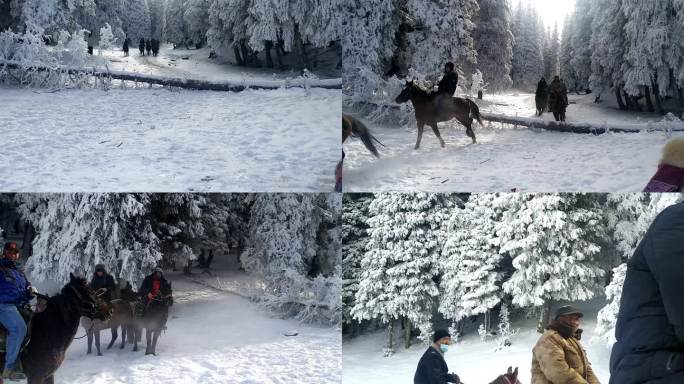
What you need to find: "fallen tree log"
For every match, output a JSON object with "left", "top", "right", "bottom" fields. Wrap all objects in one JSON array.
[
  {"left": 481, "top": 112, "right": 684, "bottom": 133},
  {"left": 0, "top": 60, "right": 342, "bottom": 91}
]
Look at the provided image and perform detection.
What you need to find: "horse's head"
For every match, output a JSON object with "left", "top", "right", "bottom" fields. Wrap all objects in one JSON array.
[
  {"left": 395, "top": 80, "right": 417, "bottom": 104},
  {"left": 492, "top": 367, "right": 521, "bottom": 384},
  {"left": 64, "top": 273, "right": 113, "bottom": 321}
]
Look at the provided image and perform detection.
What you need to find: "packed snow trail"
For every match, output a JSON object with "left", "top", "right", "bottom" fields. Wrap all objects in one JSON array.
[
  {"left": 54, "top": 274, "right": 341, "bottom": 384},
  {"left": 343, "top": 302, "right": 610, "bottom": 384},
  {"left": 0, "top": 86, "right": 339, "bottom": 192}
]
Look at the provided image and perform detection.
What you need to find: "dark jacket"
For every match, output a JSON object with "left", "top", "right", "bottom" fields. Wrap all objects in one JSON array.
[
  {"left": 138, "top": 274, "right": 172, "bottom": 299},
  {"left": 414, "top": 346, "right": 460, "bottom": 384},
  {"left": 0, "top": 259, "right": 31, "bottom": 305},
  {"left": 548, "top": 79, "right": 568, "bottom": 111},
  {"left": 90, "top": 273, "right": 116, "bottom": 302},
  {"left": 610, "top": 203, "right": 684, "bottom": 384},
  {"left": 438, "top": 72, "right": 458, "bottom": 96}
]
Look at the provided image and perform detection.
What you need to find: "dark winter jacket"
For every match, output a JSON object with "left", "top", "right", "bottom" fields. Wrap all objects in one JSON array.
[
  {"left": 609, "top": 203, "right": 684, "bottom": 384},
  {"left": 548, "top": 79, "right": 568, "bottom": 111},
  {"left": 0, "top": 259, "right": 31, "bottom": 305},
  {"left": 138, "top": 274, "right": 172, "bottom": 299},
  {"left": 438, "top": 72, "right": 458, "bottom": 96},
  {"left": 90, "top": 273, "right": 116, "bottom": 302},
  {"left": 414, "top": 346, "right": 460, "bottom": 384}
]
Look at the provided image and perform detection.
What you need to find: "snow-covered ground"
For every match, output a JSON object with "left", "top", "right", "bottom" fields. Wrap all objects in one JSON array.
[
  {"left": 343, "top": 92, "right": 684, "bottom": 192},
  {"left": 343, "top": 301, "right": 611, "bottom": 384},
  {"left": 40, "top": 258, "right": 341, "bottom": 384},
  {"left": 0, "top": 86, "right": 339, "bottom": 191}
]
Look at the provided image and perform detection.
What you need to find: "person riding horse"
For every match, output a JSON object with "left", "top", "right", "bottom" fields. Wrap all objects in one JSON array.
[
  {"left": 548, "top": 76, "right": 569, "bottom": 122},
  {"left": 535, "top": 77, "right": 549, "bottom": 116},
  {"left": 433, "top": 62, "right": 459, "bottom": 119},
  {"left": 90, "top": 264, "right": 117, "bottom": 302},
  {"left": 138, "top": 268, "right": 173, "bottom": 310},
  {"left": 0, "top": 242, "right": 32, "bottom": 381}
]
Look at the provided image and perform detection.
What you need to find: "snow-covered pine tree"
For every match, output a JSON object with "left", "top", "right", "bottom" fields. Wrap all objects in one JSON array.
[
  {"left": 472, "top": 0, "right": 513, "bottom": 92},
  {"left": 148, "top": 0, "right": 166, "bottom": 40},
  {"left": 342, "top": 194, "right": 372, "bottom": 329},
  {"left": 122, "top": 0, "right": 152, "bottom": 43},
  {"left": 568, "top": 0, "right": 593, "bottom": 92},
  {"left": 352, "top": 193, "right": 456, "bottom": 353},
  {"left": 559, "top": 14, "right": 576, "bottom": 90},
  {"left": 543, "top": 23, "right": 559, "bottom": 80},
  {"left": 183, "top": 0, "right": 210, "bottom": 47},
  {"left": 206, "top": 0, "right": 250, "bottom": 57},
  {"left": 16, "top": 193, "right": 161, "bottom": 288},
  {"left": 589, "top": 0, "right": 628, "bottom": 108},
  {"left": 98, "top": 23, "right": 115, "bottom": 55},
  {"left": 439, "top": 193, "right": 505, "bottom": 336},
  {"left": 497, "top": 193, "right": 606, "bottom": 332},
  {"left": 596, "top": 193, "right": 684, "bottom": 343},
  {"left": 165, "top": 0, "right": 190, "bottom": 47},
  {"left": 404, "top": 0, "right": 478, "bottom": 79},
  {"left": 511, "top": 3, "right": 544, "bottom": 89},
  {"left": 495, "top": 303, "right": 518, "bottom": 350}
]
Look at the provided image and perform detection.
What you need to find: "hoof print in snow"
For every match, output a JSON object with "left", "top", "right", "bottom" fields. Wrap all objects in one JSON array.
[
  {"left": 201, "top": 176, "right": 215, "bottom": 182},
  {"left": 283, "top": 331, "right": 299, "bottom": 337}
]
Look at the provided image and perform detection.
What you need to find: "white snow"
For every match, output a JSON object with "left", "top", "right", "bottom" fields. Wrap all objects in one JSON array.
[
  {"left": 48, "top": 270, "right": 341, "bottom": 384},
  {"left": 343, "top": 92, "right": 684, "bottom": 192},
  {"left": 0, "top": 86, "right": 339, "bottom": 192},
  {"left": 343, "top": 301, "right": 611, "bottom": 384}
]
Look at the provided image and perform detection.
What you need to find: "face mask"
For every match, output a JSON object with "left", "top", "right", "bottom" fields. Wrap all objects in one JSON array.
[{"left": 439, "top": 344, "right": 449, "bottom": 353}]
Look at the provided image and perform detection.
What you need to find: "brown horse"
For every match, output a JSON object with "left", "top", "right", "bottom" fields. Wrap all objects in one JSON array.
[
  {"left": 342, "top": 114, "right": 382, "bottom": 157},
  {"left": 395, "top": 80, "right": 483, "bottom": 149},
  {"left": 133, "top": 294, "right": 172, "bottom": 356},
  {"left": 81, "top": 298, "right": 135, "bottom": 356},
  {"left": 489, "top": 367, "right": 522, "bottom": 384},
  {"left": 0, "top": 274, "right": 112, "bottom": 384}
]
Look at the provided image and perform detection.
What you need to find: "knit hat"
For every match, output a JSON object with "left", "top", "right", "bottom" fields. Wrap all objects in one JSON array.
[
  {"left": 554, "top": 305, "right": 584, "bottom": 319},
  {"left": 433, "top": 329, "right": 451, "bottom": 343}
]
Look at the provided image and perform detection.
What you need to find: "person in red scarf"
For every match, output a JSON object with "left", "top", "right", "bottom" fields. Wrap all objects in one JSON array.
[
  {"left": 644, "top": 138, "right": 684, "bottom": 192},
  {"left": 138, "top": 267, "right": 172, "bottom": 306}
]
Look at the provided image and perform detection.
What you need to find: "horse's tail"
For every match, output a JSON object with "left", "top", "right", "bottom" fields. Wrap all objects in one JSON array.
[
  {"left": 345, "top": 114, "right": 383, "bottom": 158},
  {"left": 468, "top": 99, "right": 484, "bottom": 127}
]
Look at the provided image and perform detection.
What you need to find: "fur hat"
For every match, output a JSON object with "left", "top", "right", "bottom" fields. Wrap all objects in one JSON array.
[
  {"left": 644, "top": 139, "right": 684, "bottom": 192},
  {"left": 660, "top": 138, "right": 684, "bottom": 168}
]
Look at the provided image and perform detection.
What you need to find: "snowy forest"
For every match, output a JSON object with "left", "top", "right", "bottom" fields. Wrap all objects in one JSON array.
[
  {"left": 0, "top": 193, "right": 341, "bottom": 323},
  {"left": 342, "top": 192, "right": 683, "bottom": 354},
  {"left": 344, "top": 0, "right": 684, "bottom": 114},
  {"left": 0, "top": 0, "right": 342, "bottom": 71}
]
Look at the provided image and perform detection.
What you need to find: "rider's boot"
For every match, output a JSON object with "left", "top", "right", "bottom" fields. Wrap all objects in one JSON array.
[{"left": 2, "top": 367, "right": 27, "bottom": 381}]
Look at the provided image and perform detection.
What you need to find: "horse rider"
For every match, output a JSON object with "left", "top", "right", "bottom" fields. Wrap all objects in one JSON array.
[
  {"left": 532, "top": 305, "right": 600, "bottom": 384},
  {"left": 90, "top": 264, "right": 117, "bottom": 302},
  {"left": 0, "top": 242, "right": 33, "bottom": 381},
  {"left": 548, "top": 76, "right": 568, "bottom": 122},
  {"left": 535, "top": 77, "right": 549, "bottom": 116},
  {"left": 139, "top": 38, "right": 145, "bottom": 56},
  {"left": 414, "top": 329, "right": 462, "bottom": 384},
  {"left": 139, "top": 267, "right": 173, "bottom": 307},
  {"left": 433, "top": 62, "right": 459, "bottom": 119}
]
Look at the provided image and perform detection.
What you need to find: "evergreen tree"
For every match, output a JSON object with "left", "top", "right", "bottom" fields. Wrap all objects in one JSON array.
[
  {"left": 569, "top": 0, "right": 593, "bottom": 91},
  {"left": 472, "top": 0, "right": 513, "bottom": 91},
  {"left": 342, "top": 194, "right": 372, "bottom": 328}
]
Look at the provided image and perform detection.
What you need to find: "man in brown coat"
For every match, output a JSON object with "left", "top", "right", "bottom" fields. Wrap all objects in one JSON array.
[{"left": 531, "top": 306, "right": 600, "bottom": 384}]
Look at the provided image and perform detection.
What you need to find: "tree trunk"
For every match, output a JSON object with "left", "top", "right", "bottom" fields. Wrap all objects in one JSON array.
[
  {"left": 480, "top": 112, "right": 681, "bottom": 133},
  {"left": 21, "top": 221, "right": 35, "bottom": 257},
  {"left": 387, "top": 321, "right": 394, "bottom": 354},
  {"left": 404, "top": 318, "right": 411, "bottom": 349},
  {"left": 240, "top": 41, "right": 251, "bottom": 67},
  {"left": 652, "top": 76, "right": 664, "bottom": 115},
  {"left": 264, "top": 40, "right": 274, "bottom": 68},
  {"left": 537, "top": 300, "right": 552, "bottom": 333},
  {"left": 477, "top": 90, "right": 483, "bottom": 100},
  {"left": 233, "top": 44, "right": 244, "bottom": 66},
  {"left": 679, "top": 86, "right": 684, "bottom": 108},
  {"left": 644, "top": 86, "right": 655, "bottom": 112},
  {"left": 275, "top": 41, "right": 284, "bottom": 69},
  {"left": 615, "top": 86, "right": 627, "bottom": 110}
]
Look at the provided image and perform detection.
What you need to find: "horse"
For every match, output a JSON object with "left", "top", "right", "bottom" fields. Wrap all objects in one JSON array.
[
  {"left": 489, "top": 367, "right": 522, "bottom": 384},
  {"left": 133, "top": 294, "right": 172, "bottom": 356},
  {"left": 0, "top": 273, "right": 112, "bottom": 384},
  {"left": 81, "top": 298, "right": 135, "bottom": 356},
  {"left": 395, "top": 80, "right": 483, "bottom": 150},
  {"left": 342, "top": 114, "right": 383, "bottom": 157}
]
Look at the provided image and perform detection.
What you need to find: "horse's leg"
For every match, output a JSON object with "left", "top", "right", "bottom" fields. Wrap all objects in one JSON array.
[
  {"left": 145, "top": 328, "right": 152, "bottom": 355},
  {"left": 86, "top": 329, "right": 93, "bottom": 354},
  {"left": 429, "top": 122, "right": 445, "bottom": 148},
  {"left": 94, "top": 329, "right": 102, "bottom": 356},
  {"left": 120, "top": 323, "right": 126, "bottom": 349},
  {"left": 151, "top": 329, "right": 160, "bottom": 356},
  {"left": 415, "top": 122, "right": 425, "bottom": 150},
  {"left": 466, "top": 120, "right": 477, "bottom": 144},
  {"left": 107, "top": 325, "right": 118, "bottom": 350},
  {"left": 133, "top": 328, "right": 139, "bottom": 352}
]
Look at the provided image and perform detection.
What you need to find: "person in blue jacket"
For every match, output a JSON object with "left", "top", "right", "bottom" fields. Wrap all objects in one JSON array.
[
  {"left": 610, "top": 202, "right": 684, "bottom": 384},
  {"left": 0, "top": 242, "right": 32, "bottom": 381}
]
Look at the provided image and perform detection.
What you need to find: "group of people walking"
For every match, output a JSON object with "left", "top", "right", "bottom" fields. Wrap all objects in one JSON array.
[
  {"left": 535, "top": 76, "right": 569, "bottom": 122},
  {"left": 0, "top": 243, "right": 173, "bottom": 381},
  {"left": 413, "top": 202, "right": 684, "bottom": 384},
  {"left": 122, "top": 38, "right": 160, "bottom": 57}
]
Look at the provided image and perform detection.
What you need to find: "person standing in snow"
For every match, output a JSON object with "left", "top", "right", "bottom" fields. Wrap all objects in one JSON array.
[
  {"left": 0, "top": 242, "right": 32, "bottom": 381},
  {"left": 90, "top": 264, "right": 117, "bottom": 302},
  {"left": 609, "top": 202, "right": 684, "bottom": 384},
  {"left": 123, "top": 38, "right": 129, "bottom": 57},
  {"left": 535, "top": 77, "right": 549, "bottom": 116},
  {"left": 644, "top": 138, "right": 684, "bottom": 192},
  {"left": 145, "top": 39, "right": 152, "bottom": 56},
  {"left": 414, "top": 329, "right": 462, "bottom": 384},
  {"left": 531, "top": 306, "right": 600, "bottom": 384},
  {"left": 138, "top": 267, "right": 172, "bottom": 306},
  {"left": 548, "top": 76, "right": 568, "bottom": 122},
  {"left": 432, "top": 62, "right": 459, "bottom": 119},
  {"left": 139, "top": 38, "right": 145, "bottom": 56}
]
